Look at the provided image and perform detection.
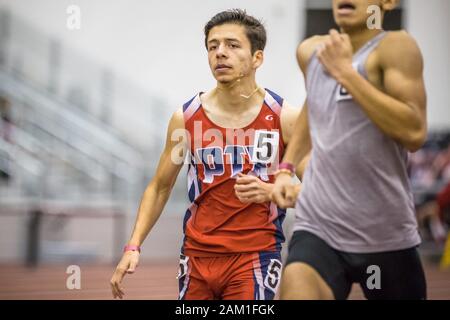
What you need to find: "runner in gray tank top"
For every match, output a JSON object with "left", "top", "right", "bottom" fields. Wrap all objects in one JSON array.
[{"left": 271, "top": 0, "right": 427, "bottom": 299}]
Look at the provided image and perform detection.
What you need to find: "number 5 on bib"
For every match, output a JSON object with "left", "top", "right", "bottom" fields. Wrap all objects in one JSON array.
[{"left": 252, "top": 130, "right": 279, "bottom": 165}]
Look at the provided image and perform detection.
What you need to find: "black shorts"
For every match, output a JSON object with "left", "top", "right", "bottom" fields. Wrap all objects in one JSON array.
[{"left": 286, "top": 230, "right": 427, "bottom": 300}]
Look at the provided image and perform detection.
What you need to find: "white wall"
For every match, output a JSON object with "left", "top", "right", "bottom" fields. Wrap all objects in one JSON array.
[{"left": 405, "top": 0, "right": 450, "bottom": 129}]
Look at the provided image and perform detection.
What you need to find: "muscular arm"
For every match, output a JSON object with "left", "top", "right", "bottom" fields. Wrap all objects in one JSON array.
[
  {"left": 127, "top": 109, "right": 187, "bottom": 246},
  {"left": 322, "top": 31, "right": 427, "bottom": 152},
  {"left": 280, "top": 100, "right": 310, "bottom": 181}
]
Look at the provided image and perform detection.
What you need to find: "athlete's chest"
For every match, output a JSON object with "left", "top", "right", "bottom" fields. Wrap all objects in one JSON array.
[
  {"left": 202, "top": 105, "right": 262, "bottom": 129},
  {"left": 310, "top": 48, "right": 384, "bottom": 105},
  {"left": 188, "top": 119, "right": 282, "bottom": 184}
]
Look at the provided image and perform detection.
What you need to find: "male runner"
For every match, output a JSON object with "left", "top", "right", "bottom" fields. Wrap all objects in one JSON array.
[
  {"left": 272, "top": 0, "right": 428, "bottom": 299},
  {"left": 110, "top": 9, "right": 299, "bottom": 300}
]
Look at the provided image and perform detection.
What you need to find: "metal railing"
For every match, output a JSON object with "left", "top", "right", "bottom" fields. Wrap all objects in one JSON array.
[{"left": 0, "top": 8, "right": 170, "bottom": 205}]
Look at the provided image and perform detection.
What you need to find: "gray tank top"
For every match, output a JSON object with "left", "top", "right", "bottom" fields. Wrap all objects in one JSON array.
[{"left": 293, "top": 31, "right": 421, "bottom": 253}]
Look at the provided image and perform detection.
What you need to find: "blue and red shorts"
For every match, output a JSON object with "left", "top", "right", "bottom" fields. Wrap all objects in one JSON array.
[{"left": 177, "top": 251, "right": 282, "bottom": 300}]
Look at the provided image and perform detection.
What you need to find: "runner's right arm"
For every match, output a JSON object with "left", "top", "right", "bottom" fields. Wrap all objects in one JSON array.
[{"left": 126, "top": 109, "right": 186, "bottom": 247}]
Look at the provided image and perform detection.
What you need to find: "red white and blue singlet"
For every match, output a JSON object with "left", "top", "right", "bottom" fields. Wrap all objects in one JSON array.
[{"left": 181, "top": 89, "right": 287, "bottom": 257}]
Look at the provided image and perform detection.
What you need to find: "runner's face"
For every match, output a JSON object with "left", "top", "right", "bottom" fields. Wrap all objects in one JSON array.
[
  {"left": 332, "top": 0, "right": 384, "bottom": 30},
  {"left": 206, "top": 24, "right": 260, "bottom": 84}
]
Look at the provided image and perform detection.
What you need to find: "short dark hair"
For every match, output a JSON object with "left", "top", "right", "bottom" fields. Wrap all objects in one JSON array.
[{"left": 204, "top": 9, "right": 266, "bottom": 54}]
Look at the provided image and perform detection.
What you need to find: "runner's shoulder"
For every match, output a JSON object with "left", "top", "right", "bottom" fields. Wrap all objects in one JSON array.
[
  {"left": 378, "top": 30, "right": 423, "bottom": 65},
  {"left": 297, "top": 35, "right": 329, "bottom": 72},
  {"left": 169, "top": 108, "right": 185, "bottom": 130}
]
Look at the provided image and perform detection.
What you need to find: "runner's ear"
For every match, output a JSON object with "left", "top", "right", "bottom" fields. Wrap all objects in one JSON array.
[{"left": 252, "top": 50, "right": 264, "bottom": 69}]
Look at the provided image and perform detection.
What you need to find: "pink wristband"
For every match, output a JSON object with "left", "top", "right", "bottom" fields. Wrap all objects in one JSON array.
[
  {"left": 123, "top": 245, "right": 141, "bottom": 253},
  {"left": 278, "top": 162, "right": 294, "bottom": 173}
]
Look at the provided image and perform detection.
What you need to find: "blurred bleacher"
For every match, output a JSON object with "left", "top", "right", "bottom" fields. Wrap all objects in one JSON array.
[{"left": 0, "top": 8, "right": 187, "bottom": 265}]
